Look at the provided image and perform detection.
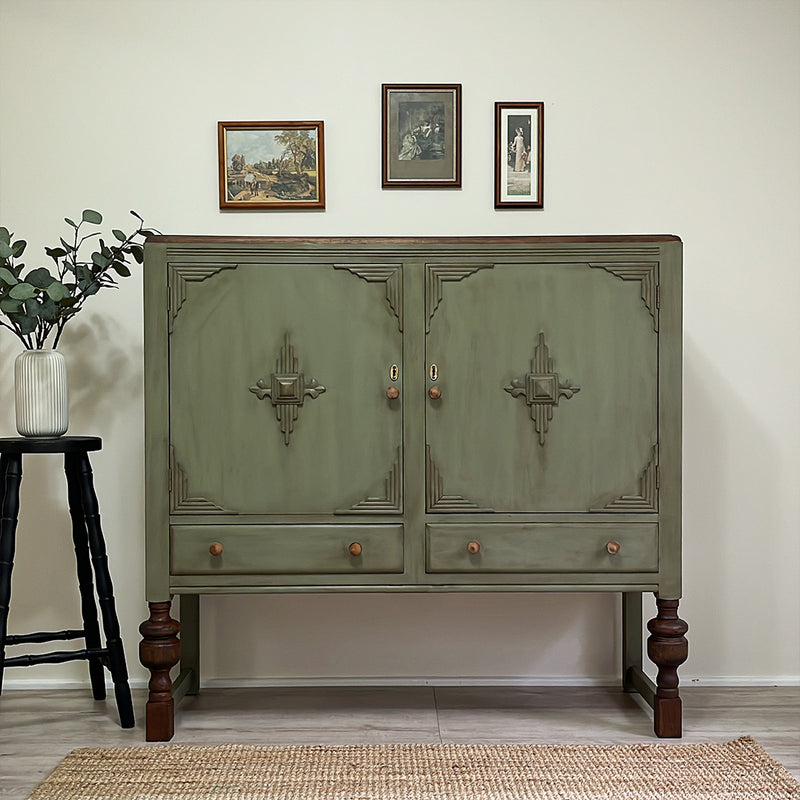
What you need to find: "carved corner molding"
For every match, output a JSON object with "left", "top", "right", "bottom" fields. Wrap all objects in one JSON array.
[
  {"left": 336, "top": 449, "right": 403, "bottom": 514},
  {"left": 249, "top": 333, "right": 326, "bottom": 446},
  {"left": 589, "top": 262, "right": 659, "bottom": 331},
  {"left": 334, "top": 264, "right": 403, "bottom": 331},
  {"left": 169, "top": 446, "right": 226, "bottom": 514},
  {"left": 168, "top": 263, "right": 238, "bottom": 332},
  {"left": 426, "top": 445, "right": 493, "bottom": 513},
  {"left": 425, "top": 264, "right": 494, "bottom": 333},
  {"left": 593, "top": 445, "right": 659, "bottom": 512},
  {"left": 504, "top": 331, "right": 580, "bottom": 446}
]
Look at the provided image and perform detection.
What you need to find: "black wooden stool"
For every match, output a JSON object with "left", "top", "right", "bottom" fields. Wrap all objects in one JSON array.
[{"left": 0, "top": 436, "right": 134, "bottom": 728}]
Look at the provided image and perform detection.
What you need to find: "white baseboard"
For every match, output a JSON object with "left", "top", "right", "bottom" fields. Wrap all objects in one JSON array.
[{"left": 3, "top": 674, "right": 799, "bottom": 691}]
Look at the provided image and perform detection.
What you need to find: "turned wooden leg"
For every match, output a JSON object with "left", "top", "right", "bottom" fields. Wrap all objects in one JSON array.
[
  {"left": 647, "top": 597, "right": 689, "bottom": 738},
  {"left": 139, "top": 601, "right": 180, "bottom": 741}
]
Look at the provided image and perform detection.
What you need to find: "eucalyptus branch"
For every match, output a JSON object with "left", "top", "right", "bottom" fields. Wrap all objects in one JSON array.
[{"left": 0, "top": 209, "right": 156, "bottom": 350}]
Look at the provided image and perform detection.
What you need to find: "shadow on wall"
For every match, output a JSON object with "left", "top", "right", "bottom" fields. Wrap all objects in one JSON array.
[
  {"left": 59, "top": 313, "right": 143, "bottom": 431},
  {"left": 682, "top": 334, "right": 781, "bottom": 675}
]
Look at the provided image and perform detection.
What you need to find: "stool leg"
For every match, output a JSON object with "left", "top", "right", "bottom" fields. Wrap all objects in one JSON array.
[
  {"left": 0, "top": 453, "right": 22, "bottom": 696},
  {"left": 65, "top": 451, "right": 134, "bottom": 728},
  {"left": 64, "top": 454, "right": 106, "bottom": 701}
]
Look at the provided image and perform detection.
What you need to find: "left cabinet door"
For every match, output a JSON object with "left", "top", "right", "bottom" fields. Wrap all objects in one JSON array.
[{"left": 168, "top": 259, "right": 403, "bottom": 515}]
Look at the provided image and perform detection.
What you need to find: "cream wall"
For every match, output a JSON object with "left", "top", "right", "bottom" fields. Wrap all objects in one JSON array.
[{"left": 0, "top": 0, "right": 798, "bottom": 691}]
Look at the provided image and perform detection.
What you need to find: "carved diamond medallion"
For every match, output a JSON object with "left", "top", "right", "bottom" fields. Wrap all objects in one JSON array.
[
  {"left": 505, "top": 332, "right": 580, "bottom": 445},
  {"left": 249, "top": 333, "right": 326, "bottom": 445}
]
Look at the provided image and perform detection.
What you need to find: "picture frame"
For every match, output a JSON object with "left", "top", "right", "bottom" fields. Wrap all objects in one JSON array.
[
  {"left": 494, "top": 102, "right": 544, "bottom": 208},
  {"left": 218, "top": 121, "right": 325, "bottom": 210},
  {"left": 381, "top": 84, "right": 462, "bottom": 188}
]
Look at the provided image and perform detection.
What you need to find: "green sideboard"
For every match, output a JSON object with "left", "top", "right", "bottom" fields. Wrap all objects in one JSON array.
[{"left": 141, "top": 235, "right": 686, "bottom": 741}]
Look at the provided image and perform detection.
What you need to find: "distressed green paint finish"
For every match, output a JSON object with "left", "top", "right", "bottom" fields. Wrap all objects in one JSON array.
[
  {"left": 168, "top": 261, "right": 402, "bottom": 515},
  {"left": 171, "top": 525, "right": 404, "bottom": 576},
  {"left": 425, "top": 261, "right": 657, "bottom": 512},
  {"left": 425, "top": 524, "right": 658, "bottom": 573},
  {"left": 143, "top": 236, "right": 681, "bottom": 601}
]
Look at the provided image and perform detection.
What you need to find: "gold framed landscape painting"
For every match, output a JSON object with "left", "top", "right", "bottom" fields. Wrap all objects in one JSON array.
[
  {"left": 218, "top": 121, "right": 325, "bottom": 209},
  {"left": 382, "top": 84, "right": 462, "bottom": 188},
  {"left": 495, "top": 102, "right": 544, "bottom": 208}
]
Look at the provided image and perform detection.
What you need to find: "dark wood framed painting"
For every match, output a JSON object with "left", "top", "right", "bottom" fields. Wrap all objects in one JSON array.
[
  {"left": 494, "top": 102, "right": 544, "bottom": 208},
  {"left": 218, "top": 121, "right": 325, "bottom": 210},
  {"left": 382, "top": 84, "right": 462, "bottom": 188}
]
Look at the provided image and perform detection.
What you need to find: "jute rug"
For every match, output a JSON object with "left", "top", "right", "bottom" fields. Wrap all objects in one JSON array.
[{"left": 27, "top": 736, "right": 799, "bottom": 800}]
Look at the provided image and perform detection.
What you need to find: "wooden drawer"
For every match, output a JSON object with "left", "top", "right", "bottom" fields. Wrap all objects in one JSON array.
[
  {"left": 425, "top": 524, "right": 658, "bottom": 573},
  {"left": 171, "top": 525, "right": 404, "bottom": 575}
]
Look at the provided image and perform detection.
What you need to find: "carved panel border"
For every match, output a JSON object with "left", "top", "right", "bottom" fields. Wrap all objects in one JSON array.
[
  {"left": 336, "top": 449, "right": 403, "bottom": 514},
  {"left": 334, "top": 264, "right": 403, "bottom": 331},
  {"left": 425, "top": 264, "right": 494, "bottom": 332},
  {"left": 170, "top": 446, "right": 226, "bottom": 514},
  {"left": 592, "top": 445, "right": 659, "bottom": 512},
  {"left": 168, "top": 263, "right": 238, "bottom": 332},
  {"left": 426, "top": 445, "right": 493, "bottom": 513},
  {"left": 589, "top": 262, "right": 659, "bottom": 331}
]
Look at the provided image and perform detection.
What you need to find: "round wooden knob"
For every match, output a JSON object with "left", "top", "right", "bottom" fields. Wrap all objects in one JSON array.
[
  {"left": 386, "top": 386, "right": 400, "bottom": 400},
  {"left": 348, "top": 542, "right": 363, "bottom": 557},
  {"left": 606, "top": 541, "right": 621, "bottom": 555},
  {"left": 209, "top": 542, "right": 223, "bottom": 557},
  {"left": 467, "top": 540, "right": 481, "bottom": 554},
  {"left": 428, "top": 386, "right": 442, "bottom": 400}
]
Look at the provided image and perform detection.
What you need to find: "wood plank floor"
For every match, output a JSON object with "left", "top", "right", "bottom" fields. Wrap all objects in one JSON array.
[{"left": 1, "top": 685, "right": 798, "bottom": 798}]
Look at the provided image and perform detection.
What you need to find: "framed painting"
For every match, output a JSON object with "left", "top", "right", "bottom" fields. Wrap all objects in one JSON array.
[
  {"left": 494, "top": 102, "right": 544, "bottom": 208},
  {"left": 381, "top": 84, "right": 462, "bottom": 188},
  {"left": 218, "top": 121, "right": 325, "bottom": 210}
]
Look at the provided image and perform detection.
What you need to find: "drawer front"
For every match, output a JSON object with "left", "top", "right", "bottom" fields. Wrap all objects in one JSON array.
[
  {"left": 426, "top": 524, "right": 658, "bottom": 573},
  {"left": 172, "top": 525, "right": 404, "bottom": 575}
]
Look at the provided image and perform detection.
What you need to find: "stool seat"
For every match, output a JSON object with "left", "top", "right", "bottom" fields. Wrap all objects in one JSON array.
[
  {"left": 0, "top": 436, "right": 134, "bottom": 728},
  {"left": 0, "top": 436, "right": 101, "bottom": 454}
]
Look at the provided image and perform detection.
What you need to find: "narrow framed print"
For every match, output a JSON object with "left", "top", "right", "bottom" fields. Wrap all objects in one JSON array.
[
  {"left": 218, "top": 121, "right": 325, "bottom": 209},
  {"left": 495, "top": 102, "right": 544, "bottom": 208},
  {"left": 382, "top": 84, "right": 462, "bottom": 188}
]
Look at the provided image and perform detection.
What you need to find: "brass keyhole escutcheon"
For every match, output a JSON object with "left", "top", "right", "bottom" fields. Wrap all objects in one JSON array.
[
  {"left": 429, "top": 364, "right": 438, "bottom": 381},
  {"left": 390, "top": 364, "right": 399, "bottom": 381}
]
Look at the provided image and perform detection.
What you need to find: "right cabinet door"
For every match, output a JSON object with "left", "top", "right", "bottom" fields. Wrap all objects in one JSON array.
[{"left": 424, "top": 259, "right": 659, "bottom": 513}]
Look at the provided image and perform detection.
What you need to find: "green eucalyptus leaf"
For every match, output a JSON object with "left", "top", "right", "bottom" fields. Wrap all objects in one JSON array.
[
  {"left": 11, "top": 240, "right": 26, "bottom": 257},
  {"left": 64, "top": 217, "right": 78, "bottom": 228},
  {"left": 91, "top": 251, "right": 111, "bottom": 269},
  {"left": 112, "top": 262, "right": 131, "bottom": 277},
  {"left": 81, "top": 281, "right": 100, "bottom": 297},
  {"left": 0, "top": 227, "right": 10, "bottom": 245},
  {"left": 0, "top": 241, "right": 13, "bottom": 259},
  {"left": 59, "top": 237, "right": 76, "bottom": 252},
  {"left": 82, "top": 209, "right": 103, "bottom": 224},
  {"left": 25, "top": 267, "right": 56, "bottom": 289},
  {"left": 45, "top": 247, "right": 68, "bottom": 260},
  {"left": 38, "top": 296, "right": 60, "bottom": 322},
  {"left": 130, "top": 244, "right": 144, "bottom": 264},
  {"left": 0, "top": 297, "right": 23, "bottom": 313},
  {"left": 11, "top": 313, "right": 38, "bottom": 335},
  {"left": 46, "top": 281, "right": 70, "bottom": 301},
  {"left": 112, "top": 229, "right": 127, "bottom": 242},
  {"left": 9, "top": 282, "right": 36, "bottom": 300},
  {"left": 0, "top": 267, "right": 18, "bottom": 285}
]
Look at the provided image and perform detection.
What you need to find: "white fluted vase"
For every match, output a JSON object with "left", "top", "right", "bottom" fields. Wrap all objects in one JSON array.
[{"left": 14, "top": 349, "right": 69, "bottom": 437}]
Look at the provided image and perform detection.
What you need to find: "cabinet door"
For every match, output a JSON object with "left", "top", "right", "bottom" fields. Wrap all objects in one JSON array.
[
  {"left": 425, "top": 260, "right": 659, "bottom": 512},
  {"left": 168, "top": 260, "right": 403, "bottom": 515}
]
